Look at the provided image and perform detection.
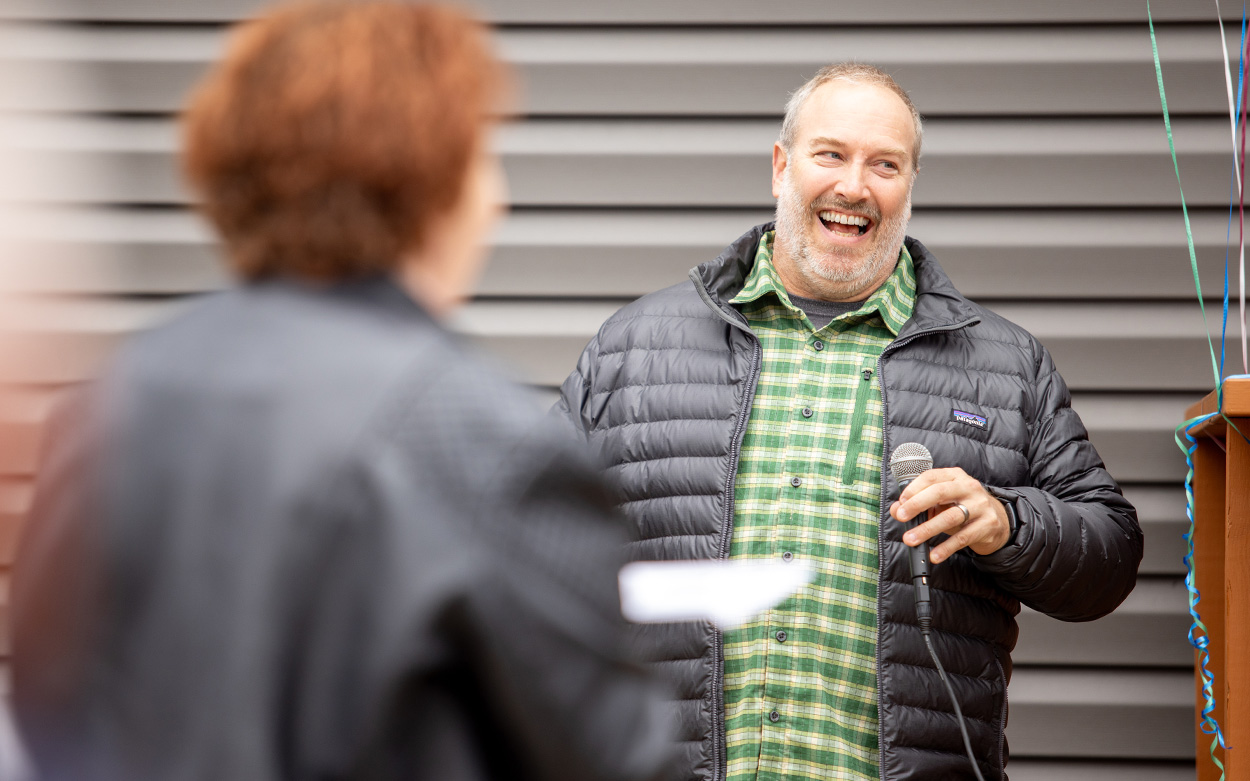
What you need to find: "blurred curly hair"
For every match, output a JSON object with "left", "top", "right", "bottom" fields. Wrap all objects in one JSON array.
[{"left": 182, "top": 1, "right": 509, "bottom": 281}]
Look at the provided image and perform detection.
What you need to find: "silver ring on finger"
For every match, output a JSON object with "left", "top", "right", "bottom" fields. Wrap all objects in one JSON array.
[{"left": 955, "top": 503, "right": 970, "bottom": 524}]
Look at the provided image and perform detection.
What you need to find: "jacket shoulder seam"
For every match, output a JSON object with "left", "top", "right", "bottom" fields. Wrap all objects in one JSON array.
[
  {"left": 596, "top": 345, "right": 730, "bottom": 359},
  {"left": 620, "top": 491, "right": 722, "bottom": 506},
  {"left": 602, "top": 310, "right": 721, "bottom": 328},
  {"left": 600, "top": 415, "right": 732, "bottom": 434},
  {"left": 591, "top": 379, "right": 738, "bottom": 398},
  {"left": 628, "top": 531, "right": 720, "bottom": 542}
]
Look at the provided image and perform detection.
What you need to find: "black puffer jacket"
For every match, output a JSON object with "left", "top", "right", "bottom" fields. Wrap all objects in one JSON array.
[{"left": 555, "top": 223, "right": 1142, "bottom": 781}]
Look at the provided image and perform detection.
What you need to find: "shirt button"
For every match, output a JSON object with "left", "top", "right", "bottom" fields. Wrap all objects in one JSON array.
[
  {"left": 769, "top": 710, "right": 781, "bottom": 723},
  {"left": 801, "top": 407, "right": 813, "bottom": 418},
  {"left": 812, "top": 340, "right": 825, "bottom": 351},
  {"left": 790, "top": 477, "right": 802, "bottom": 488},
  {"left": 775, "top": 630, "right": 788, "bottom": 643},
  {"left": 782, "top": 551, "right": 794, "bottom": 562}
]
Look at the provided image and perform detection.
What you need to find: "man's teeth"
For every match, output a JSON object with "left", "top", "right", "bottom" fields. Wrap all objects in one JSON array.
[{"left": 819, "top": 211, "right": 869, "bottom": 227}]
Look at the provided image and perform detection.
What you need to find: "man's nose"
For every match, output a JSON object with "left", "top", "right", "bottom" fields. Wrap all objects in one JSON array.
[{"left": 832, "top": 164, "right": 870, "bottom": 203}]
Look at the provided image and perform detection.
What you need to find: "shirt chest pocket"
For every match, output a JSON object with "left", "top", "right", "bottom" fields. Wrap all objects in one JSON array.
[{"left": 840, "top": 355, "right": 879, "bottom": 485}]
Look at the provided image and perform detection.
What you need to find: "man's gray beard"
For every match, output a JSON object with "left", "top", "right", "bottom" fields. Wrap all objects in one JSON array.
[{"left": 774, "top": 175, "right": 911, "bottom": 300}]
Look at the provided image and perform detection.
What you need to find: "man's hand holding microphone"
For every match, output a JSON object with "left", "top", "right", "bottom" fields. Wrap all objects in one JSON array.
[{"left": 889, "top": 450, "right": 1013, "bottom": 563}]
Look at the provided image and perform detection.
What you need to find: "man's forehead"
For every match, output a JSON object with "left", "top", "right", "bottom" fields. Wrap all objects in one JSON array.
[{"left": 794, "top": 80, "right": 916, "bottom": 149}]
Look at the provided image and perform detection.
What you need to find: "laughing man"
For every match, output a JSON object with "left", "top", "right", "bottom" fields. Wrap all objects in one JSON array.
[{"left": 555, "top": 63, "right": 1142, "bottom": 780}]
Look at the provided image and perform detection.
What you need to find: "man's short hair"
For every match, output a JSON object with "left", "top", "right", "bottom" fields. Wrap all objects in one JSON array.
[
  {"left": 182, "top": 1, "right": 509, "bottom": 282},
  {"left": 778, "top": 63, "right": 924, "bottom": 172}
]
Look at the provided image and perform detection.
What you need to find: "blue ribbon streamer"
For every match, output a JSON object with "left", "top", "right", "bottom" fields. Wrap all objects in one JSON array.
[
  {"left": 1176, "top": 410, "right": 1229, "bottom": 761},
  {"left": 1175, "top": 372, "right": 1250, "bottom": 778},
  {"left": 1155, "top": 1, "right": 1250, "bottom": 774}
]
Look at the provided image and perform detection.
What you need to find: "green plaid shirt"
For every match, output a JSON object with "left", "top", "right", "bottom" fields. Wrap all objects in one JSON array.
[{"left": 723, "top": 231, "right": 916, "bottom": 781}]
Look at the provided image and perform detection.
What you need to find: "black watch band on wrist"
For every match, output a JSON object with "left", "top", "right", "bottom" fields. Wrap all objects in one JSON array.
[{"left": 1001, "top": 499, "right": 1019, "bottom": 545}]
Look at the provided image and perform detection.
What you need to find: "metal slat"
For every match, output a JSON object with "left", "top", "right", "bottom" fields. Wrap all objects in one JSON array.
[
  {"left": 498, "top": 208, "right": 1226, "bottom": 300},
  {"left": 0, "top": 0, "right": 1236, "bottom": 24},
  {"left": 0, "top": 295, "right": 1202, "bottom": 480},
  {"left": 0, "top": 24, "right": 1229, "bottom": 116},
  {"left": 500, "top": 117, "right": 1231, "bottom": 208},
  {"left": 1013, "top": 578, "right": 1190, "bottom": 667},
  {"left": 0, "top": 24, "right": 215, "bottom": 114},
  {"left": 504, "top": 26, "right": 1226, "bottom": 117},
  {"left": 1122, "top": 485, "right": 1188, "bottom": 577},
  {"left": 1005, "top": 760, "right": 1193, "bottom": 781},
  {"left": 0, "top": 116, "right": 1231, "bottom": 208},
  {"left": 904, "top": 210, "right": 1232, "bottom": 302},
  {"left": 0, "top": 116, "right": 179, "bottom": 205},
  {"left": 1073, "top": 394, "right": 1192, "bottom": 484},
  {"left": 0, "top": 297, "right": 183, "bottom": 385},
  {"left": 0, "top": 301, "right": 1202, "bottom": 478},
  {"left": 487, "top": 208, "right": 1236, "bottom": 300},
  {"left": 2, "top": 207, "right": 1234, "bottom": 301},
  {"left": 455, "top": 300, "right": 1223, "bottom": 393},
  {"left": 981, "top": 301, "right": 1235, "bottom": 393},
  {"left": 1004, "top": 668, "right": 1193, "bottom": 759},
  {"left": 0, "top": 207, "right": 225, "bottom": 294}
]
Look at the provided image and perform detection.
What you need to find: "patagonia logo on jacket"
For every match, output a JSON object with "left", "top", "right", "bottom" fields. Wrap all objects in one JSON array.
[{"left": 952, "top": 409, "right": 988, "bottom": 430}]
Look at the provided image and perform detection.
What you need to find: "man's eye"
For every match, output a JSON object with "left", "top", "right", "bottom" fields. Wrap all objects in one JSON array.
[
  {"left": 879, "top": 161, "right": 899, "bottom": 171},
  {"left": 822, "top": 152, "right": 843, "bottom": 160}
]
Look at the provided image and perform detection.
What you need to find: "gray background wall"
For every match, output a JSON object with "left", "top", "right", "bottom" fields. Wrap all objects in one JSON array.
[{"left": 0, "top": 1, "right": 1234, "bottom": 779}]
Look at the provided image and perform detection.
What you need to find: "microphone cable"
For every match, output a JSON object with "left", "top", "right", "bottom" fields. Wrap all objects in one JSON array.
[
  {"left": 923, "top": 630, "right": 985, "bottom": 781},
  {"left": 889, "top": 443, "right": 987, "bottom": 781}
]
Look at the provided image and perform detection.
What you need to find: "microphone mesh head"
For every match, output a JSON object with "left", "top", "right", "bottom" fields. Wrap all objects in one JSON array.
[{"left": 889, "top": 442, "right": 933, "bottom": 483}]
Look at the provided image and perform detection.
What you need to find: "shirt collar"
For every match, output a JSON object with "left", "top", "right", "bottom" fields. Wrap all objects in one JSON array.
[{"left": 730, "top": 230, "right": 915, "bottom": 336}]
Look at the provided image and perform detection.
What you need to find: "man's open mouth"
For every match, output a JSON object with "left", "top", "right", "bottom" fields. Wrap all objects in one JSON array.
[{"left": 818, "top": 210, "right": 872, "bottom": 237}]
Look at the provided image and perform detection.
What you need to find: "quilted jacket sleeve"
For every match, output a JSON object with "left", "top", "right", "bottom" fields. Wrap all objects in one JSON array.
[
  {"left": 551, "top": 334, "right": 600, "bottom": 440},
  {"left": 970, "top": 341, "right": 1143, "bottom": 622}
]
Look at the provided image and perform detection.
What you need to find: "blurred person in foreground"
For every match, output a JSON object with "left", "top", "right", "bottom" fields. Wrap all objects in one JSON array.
[{"left": 10, "top": 3, "right": 671, "bottom": 780}]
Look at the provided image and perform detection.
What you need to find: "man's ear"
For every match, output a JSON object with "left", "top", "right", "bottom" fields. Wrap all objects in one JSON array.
[{"left": 771, "top": 142, "right": 788, "bottom": 199}]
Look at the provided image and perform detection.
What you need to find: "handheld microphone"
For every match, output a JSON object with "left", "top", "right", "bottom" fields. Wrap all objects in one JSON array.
[
  {"left": 888, "top": 442, "right": 933, "bottom": 635},
  {"left": 887, "top": 442, "right": 987, "bottom": 781}
]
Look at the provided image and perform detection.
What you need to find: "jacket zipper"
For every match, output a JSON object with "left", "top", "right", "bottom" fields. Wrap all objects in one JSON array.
[
  {"left": 700, "top": 269, "right": 985, "bottom": 781},
  {"left": 994, "top": 656, "right": 1008, "bottom": 780},
  {"left": 873, "top": 318, "right": 979, "bottom": 781},
  {"left": 693, "top": 275, "right": 762, "bottom": 781},
  {"left": 840, "top": 356, "right": 878, "bottom": 485}
]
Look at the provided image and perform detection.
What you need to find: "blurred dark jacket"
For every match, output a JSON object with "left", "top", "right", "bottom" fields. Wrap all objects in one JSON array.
[{"left": 12, "top": 276, "right": 672, "bottom": 781}]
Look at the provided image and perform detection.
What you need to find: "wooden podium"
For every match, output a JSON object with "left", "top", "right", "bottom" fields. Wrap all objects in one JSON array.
[{"left": 1185, "top": 378, "right": 1250, "bottom": 780}]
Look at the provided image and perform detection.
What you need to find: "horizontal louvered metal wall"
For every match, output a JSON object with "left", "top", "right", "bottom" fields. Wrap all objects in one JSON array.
[{"left": 0, "top": 1, "right": 1232, "bottom": 778}]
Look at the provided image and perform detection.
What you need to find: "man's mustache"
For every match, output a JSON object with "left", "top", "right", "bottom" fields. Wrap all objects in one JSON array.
[{"left": 807, "top": 198, "right": 881, "bottom": 222}]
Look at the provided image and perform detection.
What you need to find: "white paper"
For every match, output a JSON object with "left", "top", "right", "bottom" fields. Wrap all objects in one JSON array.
[{"left": 619, "top": 559, "right": 815, "bottom": 629}]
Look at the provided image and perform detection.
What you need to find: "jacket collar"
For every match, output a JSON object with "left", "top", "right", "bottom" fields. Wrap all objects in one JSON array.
[
  {"left": 690, "top": 221, "right": 980, "bottom": 337},
  {"left": 263, "top": 273, "right": 440, "bottom": 326}
]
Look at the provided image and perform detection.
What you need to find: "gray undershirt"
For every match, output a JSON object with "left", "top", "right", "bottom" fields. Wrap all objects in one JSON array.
[{"left": 786, "top": 292, "right": 866, "bottom": 330}]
